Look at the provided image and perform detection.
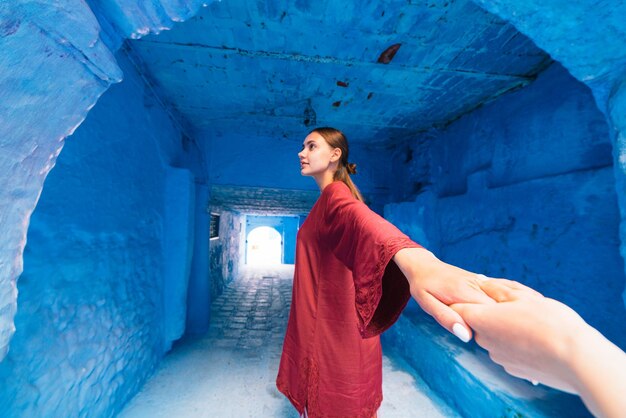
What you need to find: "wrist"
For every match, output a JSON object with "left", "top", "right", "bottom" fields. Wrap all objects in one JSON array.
[
  {"left": 393, "top": 247, "right": 438, "bottom": 288},
  {"left": 559, "top": 322, "right": 600, "bottom": 394}
]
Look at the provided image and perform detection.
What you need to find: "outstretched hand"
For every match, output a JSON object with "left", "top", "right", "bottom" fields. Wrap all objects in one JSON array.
[
  {"left": 450, "top": 279, "right": 588, "bottom": 393},
  {"left": 393, "top": 248, "right": 497, "bottom": 342}
]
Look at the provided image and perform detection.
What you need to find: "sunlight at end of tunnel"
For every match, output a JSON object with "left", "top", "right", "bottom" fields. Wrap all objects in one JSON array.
[{"left": 246, "top": 226, "right": 283, "bottom": 265}]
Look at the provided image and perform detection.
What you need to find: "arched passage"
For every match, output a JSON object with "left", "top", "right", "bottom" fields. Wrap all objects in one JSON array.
[
  {"left": 0, "top": 0, "right": 211, "bottom": 363},
  {"left": 1, "top": 1, "right": 626, "bottom": 417},
  {"left": 246, "top": 226, "right": 282, "bottom": 265},
  {"left": 0, "top": 2, "right": 212, "bottom": 416}
]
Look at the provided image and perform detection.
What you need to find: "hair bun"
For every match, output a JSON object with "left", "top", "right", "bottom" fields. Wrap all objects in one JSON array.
[{"left": 346, "top": 162, "right": 357, "bottom": 175}]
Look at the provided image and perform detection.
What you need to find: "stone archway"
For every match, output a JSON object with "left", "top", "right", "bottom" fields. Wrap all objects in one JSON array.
[{"left": 0, "top": 0, "right": 211, "bottom": 362}]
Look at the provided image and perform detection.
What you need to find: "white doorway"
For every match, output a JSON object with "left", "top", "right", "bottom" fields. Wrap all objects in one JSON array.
[{"left": 246, "top": 226, "right": 282, "bottom": 265}]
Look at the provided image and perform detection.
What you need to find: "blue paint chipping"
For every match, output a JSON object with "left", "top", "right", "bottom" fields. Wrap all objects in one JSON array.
[{"left": 0, "top": 0, "right": 625, "bottom": 416}]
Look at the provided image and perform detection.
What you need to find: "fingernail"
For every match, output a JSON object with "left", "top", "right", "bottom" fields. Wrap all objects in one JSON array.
[
  {"left": 452, "top": 323, "right": 470, "bottom": 343},
  {"left": 476, "top": 274, "right": 489, "bottom": 281},
  {"left": 531, "top": 380, "right": 539, "bottom": 386}
]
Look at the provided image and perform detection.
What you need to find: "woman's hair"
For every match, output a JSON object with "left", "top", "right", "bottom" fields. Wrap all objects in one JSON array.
[{"left": 310, "top": 127, "right": 364, "bottom": 202}]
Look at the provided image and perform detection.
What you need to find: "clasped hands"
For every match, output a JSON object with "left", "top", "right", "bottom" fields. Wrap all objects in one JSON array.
[{"left": 393, "top": 247, "right": 592, "bottom": 394}]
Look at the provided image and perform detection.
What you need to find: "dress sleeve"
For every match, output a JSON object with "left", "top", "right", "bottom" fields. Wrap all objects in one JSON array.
[{"left": 318, "top": 182, "right": 423, "bottom": 338}]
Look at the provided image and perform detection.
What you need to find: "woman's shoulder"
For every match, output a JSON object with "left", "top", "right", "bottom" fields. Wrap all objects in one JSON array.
[{"left": 319, "top": 181, "right": 356, "bottom": 210}]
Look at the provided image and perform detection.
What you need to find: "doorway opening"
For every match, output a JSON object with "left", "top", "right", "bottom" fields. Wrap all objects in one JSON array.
[{"left": 246, "top": 226, "right": 282, "bottom": 265}]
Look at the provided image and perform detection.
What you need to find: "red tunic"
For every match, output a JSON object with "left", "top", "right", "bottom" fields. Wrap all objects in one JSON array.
[{"left": 276, "top": 181, "right": 422, "bottom": 418}]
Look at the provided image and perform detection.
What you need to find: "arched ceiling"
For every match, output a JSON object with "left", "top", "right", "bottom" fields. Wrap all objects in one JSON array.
[{"left": 128, "top": 0, "right": 551, "bottom": 145}]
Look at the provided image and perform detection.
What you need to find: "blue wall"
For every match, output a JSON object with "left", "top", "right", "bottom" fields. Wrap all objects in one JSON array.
[
  {"left": 186, "top": 184, "right": 211, "bottom": 335},
  {"left": 471, "top": 0, "right": 626, "bottom": 319},
  {"left": 206, "top": 132, "right": 394, "bottom": 213},
  {"left": 0, "top": 0, "right": 208, "bottom": 364},
  {"left": 0, "top": 2, "right": 624, "bottom": 417},
  {"left": 209, "top": 210, "right": 245, "bottom": 299},
  {"left": 0, "top": 51, "right": 195, "bottom": 416},
  {"left": 386, "top": 63, "right": 626, "bottom": 349}
]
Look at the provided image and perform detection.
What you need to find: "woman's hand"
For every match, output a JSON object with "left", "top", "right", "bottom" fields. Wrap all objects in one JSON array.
[{"left": 393, "top": 248, "right": 497, "bottom": 342}]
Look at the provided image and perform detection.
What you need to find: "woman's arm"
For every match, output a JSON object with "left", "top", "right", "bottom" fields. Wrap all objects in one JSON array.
[
  {"left": 319, "top": 182, "right": 495, "bottom": 338},
  {"left": 393, "top": 247, "right": 496, "bottom": 342},
  {"left": 451, "top": 279, "right": 626, "bottom": 418}
]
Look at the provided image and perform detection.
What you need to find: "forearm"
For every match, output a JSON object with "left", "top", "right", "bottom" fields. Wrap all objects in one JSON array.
[
  {"left": 392, "top": 247, "right": 495, "bottom": 341},
  {"left": 569, "top": 327, "right": 626, "bottom": 418},
  {"left": 393, "top": 247, "right": 477, "bottom": 289}
]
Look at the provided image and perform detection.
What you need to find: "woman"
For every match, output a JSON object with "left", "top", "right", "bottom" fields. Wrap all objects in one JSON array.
[{"left": 276, "top": 127, "right": 495, "bottom": 418}]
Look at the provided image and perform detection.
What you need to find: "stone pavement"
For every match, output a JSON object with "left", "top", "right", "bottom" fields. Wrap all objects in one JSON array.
[{"left": 119, "top": 265, "right": 457, "bottom": 418}]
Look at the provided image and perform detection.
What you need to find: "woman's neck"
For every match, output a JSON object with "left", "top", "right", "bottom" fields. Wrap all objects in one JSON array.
[{"left": 315, "top": 171, "right": 336, "bottom": 191}]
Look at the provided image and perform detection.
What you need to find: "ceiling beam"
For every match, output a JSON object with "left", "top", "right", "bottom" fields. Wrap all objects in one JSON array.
[{"left": 135, "top": 39, "right": 537, "bottom": 82}]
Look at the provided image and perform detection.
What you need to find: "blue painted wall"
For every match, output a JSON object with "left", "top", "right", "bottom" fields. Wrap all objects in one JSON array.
[
  {"left": 209, "top": 210, "right": 245, "bottom": 299},
  {"left": 0, "top": 1, "right": 624, "bottom": 417},
  {"left": 186, "top": 184, "right": 211, "bottom": 335},
  {"left": 206, "top": 132, "right": 394, "bottom": 213},
  {"left": 162, "top": 166, "right": 196, "bottom": 351},
  {"left": 0, "top": 51, "right": 195, "bottom": 417},
  {"left": 386, "top": 63, "right": 626, "bottom": 349},
  {"left": 608, "top": 80, "right": 626, "bottom": 310},
  {"left": 0, "top": 0, "right": 208, "bottom": 364},
  {"left": 472, "top": 0, "right": 626, "bottom": 322}
]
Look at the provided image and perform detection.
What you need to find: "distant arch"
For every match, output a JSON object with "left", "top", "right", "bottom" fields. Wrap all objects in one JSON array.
[{"left": 246, "top": 226, "right": 282, "bottom": 265}]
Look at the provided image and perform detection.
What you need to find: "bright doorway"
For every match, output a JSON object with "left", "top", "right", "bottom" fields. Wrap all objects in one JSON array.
[{"left": 246, "top": 226, "right": 282, "bottom": 265}]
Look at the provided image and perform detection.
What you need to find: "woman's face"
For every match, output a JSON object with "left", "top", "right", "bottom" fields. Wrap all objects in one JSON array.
[{"left": 298, "top": 132, "right": 338, "bottom": 177}]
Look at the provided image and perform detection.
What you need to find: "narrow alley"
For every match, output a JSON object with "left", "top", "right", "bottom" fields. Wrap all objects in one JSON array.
[
  {"left": 3, "top": 2, "right": 626, "bottom": 417},
  {"left": 118, "top": 265, "right": 457, "bottom": 418}
]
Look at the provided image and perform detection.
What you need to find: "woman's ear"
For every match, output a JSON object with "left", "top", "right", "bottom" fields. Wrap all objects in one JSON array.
[{"left": 331, "top": 148, "right": 342, "bottom": 162}]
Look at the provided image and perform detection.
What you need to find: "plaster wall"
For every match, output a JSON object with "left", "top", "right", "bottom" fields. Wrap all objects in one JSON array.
[
  {"left": 162, "top": 166, "right": 195, "bottom": 351},
  {"left": 206, "top": 132, "right": 394, "bottom": 212},
  {"left": 0, "top": 51, "right": 190, "bottom": 417},
  {"left": 0, "top": 0, "right": 209, "bottom": 363},
  {"left": 608, "top": 78, "right": 626, "bottom": 308},
  {"left": 209, "top": 210, "right": 245, "bottom": 299},
  {"left": 186, "top": 184, "right": 211, "bottom": 334},
  {"left": 387, "top": 63, "right": 626, "bottom": 348},
  {"left": 471, "top": 0, "right": 626, "bottom": 320}
]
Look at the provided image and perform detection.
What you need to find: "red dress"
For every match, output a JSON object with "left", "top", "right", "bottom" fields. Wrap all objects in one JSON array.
[{"left": 276, "top": 181, "right": 422, "bottom": 418}]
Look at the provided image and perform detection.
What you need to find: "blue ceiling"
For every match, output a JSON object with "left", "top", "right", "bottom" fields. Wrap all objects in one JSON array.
[{"left": 128, "top": 0, "right": 551, "bottom": 144}]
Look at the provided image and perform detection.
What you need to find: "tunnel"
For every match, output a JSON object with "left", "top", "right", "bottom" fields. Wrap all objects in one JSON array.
[{"left": 1, "top": 0, "right": 626, "bottom": 416}]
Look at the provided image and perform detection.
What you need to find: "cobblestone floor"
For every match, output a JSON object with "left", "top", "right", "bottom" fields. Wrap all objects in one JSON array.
[{"left": 119, "top": 265, "right": 456, "bottom": 418}]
